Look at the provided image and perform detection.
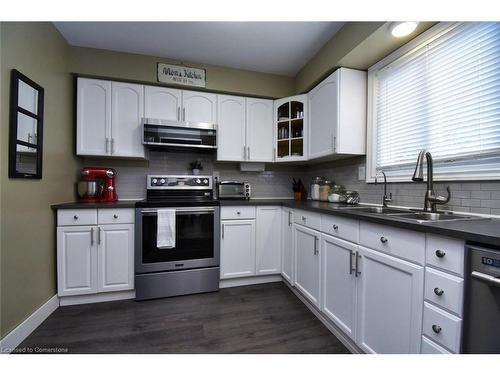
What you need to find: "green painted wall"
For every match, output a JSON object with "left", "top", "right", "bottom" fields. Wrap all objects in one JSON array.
[
  {"left": 68, "top": 46, "right": 296, "bottom": 98},
  {"left": 0, "top": 22, "right": 79, "bottom": 339}
]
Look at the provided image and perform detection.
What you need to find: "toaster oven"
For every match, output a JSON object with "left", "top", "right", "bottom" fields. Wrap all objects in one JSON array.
[{"left": 218, "top": 181, "right": 251, "bottom": 200}]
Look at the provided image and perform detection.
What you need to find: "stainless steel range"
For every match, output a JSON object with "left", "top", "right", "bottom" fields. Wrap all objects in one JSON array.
[{"left": 135, "top": 175, "right": 220, "bottom": 300}]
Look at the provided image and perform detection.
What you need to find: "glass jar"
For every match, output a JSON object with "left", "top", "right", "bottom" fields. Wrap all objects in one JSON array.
[
  {"left": 328, "top": 184, "right": 347, "bottom": 202},
  {"left": 320, "top": 180, "right": 334, "bottom": 202},
  {"left": 310, "top": 176, "right": 324, "bottom": 201}
]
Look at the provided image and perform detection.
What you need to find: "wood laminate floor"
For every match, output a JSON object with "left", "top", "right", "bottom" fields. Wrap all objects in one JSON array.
[{"left": 15, "top": 282, "right": 350, "bottom": 354}]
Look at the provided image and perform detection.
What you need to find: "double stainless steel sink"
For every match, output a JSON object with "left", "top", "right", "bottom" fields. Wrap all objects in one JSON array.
[{"left": 337, "top": 205, "right": 488, "bottom": 223}]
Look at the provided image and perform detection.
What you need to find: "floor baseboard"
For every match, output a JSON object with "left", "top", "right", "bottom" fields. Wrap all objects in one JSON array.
[
  {"left": 219, "top": 274, "right": 282, "bottom": 289},
  {"left": 0, "top": 294, "right": 59, "bottom": 354}
]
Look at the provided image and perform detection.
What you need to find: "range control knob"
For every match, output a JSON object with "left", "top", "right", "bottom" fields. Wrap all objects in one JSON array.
[
  {"left": 203, "top": 179, "right": 208, "bottom": 184},
  {"left": 160, "top": 178, "right": 166, "bottom": 185},
  {"left": 152, "top": 178, "right": 158, "bottom": 185},
  {"left": 196, "top": 179, "right": 201, "bottom": 184}
]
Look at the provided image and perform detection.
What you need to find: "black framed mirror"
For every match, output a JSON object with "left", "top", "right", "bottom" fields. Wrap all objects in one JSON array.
[{"left": 9, "top": 69, "right": 44, "bottom": 179}]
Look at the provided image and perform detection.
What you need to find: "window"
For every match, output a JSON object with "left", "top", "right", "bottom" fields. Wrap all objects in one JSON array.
[{"left": 367, "top": 22, "right": 500, "bottom": 182}]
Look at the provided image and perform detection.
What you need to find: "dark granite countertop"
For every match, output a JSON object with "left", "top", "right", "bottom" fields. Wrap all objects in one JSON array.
[
  {"left": 220, "top": 198, "right": 500, "bottom": 247},
  {"left": 52, "top": 198, "right": 500, "bottom": 247},
  {"left": 51, "top": 200, "right": 139, "bottom": 209}
]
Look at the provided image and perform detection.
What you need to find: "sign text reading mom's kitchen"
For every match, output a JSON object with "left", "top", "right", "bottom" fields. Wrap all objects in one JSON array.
[{"left": 157, "top": 63, "right": 206, "bottom": 88}]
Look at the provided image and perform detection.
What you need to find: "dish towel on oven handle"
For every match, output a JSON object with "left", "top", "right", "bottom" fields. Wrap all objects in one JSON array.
[{"left": 157, "top": 209, "right": 176, "bottom": 249}]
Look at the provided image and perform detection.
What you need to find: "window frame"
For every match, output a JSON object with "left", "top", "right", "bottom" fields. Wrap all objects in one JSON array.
[{"left": 366, "top": 21, "right": 500, "bottom": 183}]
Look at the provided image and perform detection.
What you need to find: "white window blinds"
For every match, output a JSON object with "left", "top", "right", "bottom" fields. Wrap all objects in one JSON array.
[{"left": 375, "top": 22, "right": 500, "bottom": 175}]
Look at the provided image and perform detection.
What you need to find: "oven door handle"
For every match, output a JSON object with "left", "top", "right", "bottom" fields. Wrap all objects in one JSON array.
[{"left": 141, "top": 207, "right": 215, "bottom": 215}]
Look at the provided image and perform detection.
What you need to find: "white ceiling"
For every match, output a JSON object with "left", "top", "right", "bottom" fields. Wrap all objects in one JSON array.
[{"left": 54, "top": 22, "right": 344, "bottom": 76}]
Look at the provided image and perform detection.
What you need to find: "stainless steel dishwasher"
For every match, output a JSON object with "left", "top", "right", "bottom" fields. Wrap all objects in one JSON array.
[{"left": 463, "top": 244, "right": 500, "bottom": 353}]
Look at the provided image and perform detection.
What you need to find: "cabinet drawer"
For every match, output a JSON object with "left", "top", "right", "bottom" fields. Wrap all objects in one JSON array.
[
  {"left": 359, "top": 222, "right": 425, "bottom": 264},
  {"left": 426, "top": 234, "right": 465, "bottom": 276},
  {"left": 57, "top": 209, "right": 98, "bottom": 226},
  {"left": 421, "top": 336, "right": 452, "bottom": 354},
  {"left": 321, "top": 214, "right": 358, "bottom": 243},
  {"left": 221, "top": 206, "right": 256, "bottom": 220},
  {"left": 98, "top": 208, "right": 135, "bottom": 224},
  {"left": 424, "top": 267, "right": 464, "bottom": 317},
  {"left": 294, "top": 210, "right": 321, "bottom": 231},
  {"left": 423, "top": 302, "right": 462, "bottom": 353}
]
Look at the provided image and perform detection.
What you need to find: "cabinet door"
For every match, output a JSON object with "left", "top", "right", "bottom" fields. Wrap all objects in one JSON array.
[
  {"left": 308, "top": 70, "right": 339, "bottom": 159},
  {"left": 220, "top": 220, "right": 256, "bottom": 279},
  {"left": 256, "top": 206, "right": 281, "bottom": 275},
  {"left": 356, "top": 246, "right": 424, "bottom": 354},
  {"left": 98, "top": 224, "right": 134, "bottom": 292},
  {"left": 111, "top": 82, "right": 145, "bottom": 158},
  {"left": 76, "top": 78, "right": 111, "bottom": 156},
  {"left": 217, "top": 95, "right": 246, "bottom": 161},
  {"left": 294, "top": 224, "right": 321, "bottom": 307},
  {"left": 274, "top": 95, "right": 308, "bottom": 162},
  {"left": 144, "top": 86, "right": 181, "bottom": 121},
  {"left": 321, "top": 234, "right": 357, "bottom": 340},
  {"left": 246, "top": 98, "right": 274, "bottom": 162},
  {"left": 57, "top": 226, "right": 98, "bottom": 296},
  {"left": 182, "top": 90, "right": 217, "bottom": 124},
  {"left": 281, "top": 208, "right": 294, "bottom": 285}
]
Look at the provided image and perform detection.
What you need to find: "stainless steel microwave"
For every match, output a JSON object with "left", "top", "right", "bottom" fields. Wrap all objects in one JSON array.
[{"left": 218, "top": 181, "right": 251, "bottom": 200}]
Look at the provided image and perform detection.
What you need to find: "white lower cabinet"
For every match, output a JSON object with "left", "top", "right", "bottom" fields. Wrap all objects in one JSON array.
[
  {"left": 321, "top": 234, "right": 357, "bottom": 340},
  {"left": 220, "top": 219, "right": 256, "bottom": 279},
  {"left": 57, "top": 209, "right": 135, "bottom": 298},
  {"left": 255, "top": 207, "right": 281, "bottom": 275},
  {"left": 281, "top": 207, "right": 294, "bottom": 285},
  {"left": 57, "top": 226, "right": 98, "bottom": 296},
  {"left": 294, "top": 224, "right": 321, "bottom": 307},
  {"left": 98, "top": 224, "right": 135, "bottom": 292},
  {"left": 355, "top": 246, "right": 424, "bottom": 354}
]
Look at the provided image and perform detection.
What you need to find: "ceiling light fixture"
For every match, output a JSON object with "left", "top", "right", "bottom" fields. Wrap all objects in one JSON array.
[{"left": 390, "top": 22, "right": 418, "bottom": 38}]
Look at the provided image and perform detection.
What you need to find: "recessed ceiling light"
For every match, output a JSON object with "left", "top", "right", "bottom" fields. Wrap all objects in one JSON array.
[{"left": 390, "top": 22, "right": 418, "bottom": 38}]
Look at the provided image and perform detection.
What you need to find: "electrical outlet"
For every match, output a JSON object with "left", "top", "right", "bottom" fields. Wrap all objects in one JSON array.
[{"left": 358, "top": 166, "right": 366, "bottom": 181}]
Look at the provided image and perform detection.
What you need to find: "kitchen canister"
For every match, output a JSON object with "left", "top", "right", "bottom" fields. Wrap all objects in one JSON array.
[{"left": 310, "top": 176, "right": 325, "bottom": 201}]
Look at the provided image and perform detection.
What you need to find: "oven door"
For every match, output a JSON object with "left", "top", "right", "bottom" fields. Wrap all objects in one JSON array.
[{"left": 135, "top": 206, "right": 220, "bottom": 273}]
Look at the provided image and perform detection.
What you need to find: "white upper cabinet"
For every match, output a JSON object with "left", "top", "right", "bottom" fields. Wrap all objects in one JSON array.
[
  {"left": 246, "top": 98, "right": 274, "bottom": 162},
  {"left": 255, "top": 206, "right": 282, "bottom": 275},
  {"left": 217, "top": 95, "right": 246, "bottom": 161},
  {"left": 77, "top": 78, "right": 111, "bottom": 156},
  {"left": 182, "top": 90, "right": 217, "bottom": 124},
  {"left": 111, "top": 82, "right": 145, "bottom": 158},
  {"left": 144, "top": 86, "right": 181, "bottom": 121},
  {"left": 356, "top": 246, "right": 424, "bottom": 354},
  {"left": 274, "top": 94, "right": 308, "bottom": 162},
  {"left": 77, "top": 78, "right": 145, "bottom": 158},
  {"left": 308, "top": 68, "right": 366, "bottom": 159}
]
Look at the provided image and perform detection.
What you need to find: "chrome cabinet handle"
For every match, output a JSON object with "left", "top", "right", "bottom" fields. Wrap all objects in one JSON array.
[
  {"left": 113, "top": 214, "right": 118, "bottom": 219},
  {"left": 177, "top": 107, "right": 180, "bottom": 121},
  {"left": 313, "top": 236, "right": 319, "bottom": 255},
  {"left": 248, "top": 146, "right": 250, "bottom": 160},
  {"left": 349, "top": 250, "right": 354, "bottom": 275},
  {"left": 73, "top": 215, "right": 78, "bottom": 220},
  {"left": 434, "top": 287, "right": 444, "bottom": 296},
  {"left": 435, "top": 249, "right": 446, "bottom": 258},
  {"left": 105, "top": 138, "right": 109, "bottom": 154},
  {"left": 432, "top": 324, "right": 442, "bottom": 334},
  {"left": 222, "top": 224, "right": 225, "bottom": 239},
  {"left": 243, "top": 146, "right": 247, "bottom": 160},
  {"left": 236, "top": 211, "right": 241, "bottom": 215},
  {"left": 288, "top": 211, "right": 292, "bottom": 226},
  {"left": 380, "top": 236, "right": 388, "bottom": 243},
  {"left": 182, "top": 108, "right": 186, "bottom": 121},
  {"left": 98, "top": 227, "right": 101, "bottom": 245},
  {"left": 355, "top": 251, "right": 361, "bottom": 277},
  {"left": 301, "top": 216, "right": 306, "bottom": 221},
  {"left": 90, "top": 227, "right": 94, "bottom": 245},
  {"left": 333, "top": 224, "right": 338, "bottom": 230}
]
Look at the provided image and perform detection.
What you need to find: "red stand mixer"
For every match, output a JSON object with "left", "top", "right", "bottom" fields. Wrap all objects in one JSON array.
[{"left": 77, "top": 167, "right": 118, "bottom": 203}]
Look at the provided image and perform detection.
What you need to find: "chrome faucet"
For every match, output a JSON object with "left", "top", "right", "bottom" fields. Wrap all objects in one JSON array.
[
  {"left": 411, "top": 150, "right": 451, "bottom": 212},
  {"left": 375, "top": 170, "right": 392, "bottom": 207}
]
